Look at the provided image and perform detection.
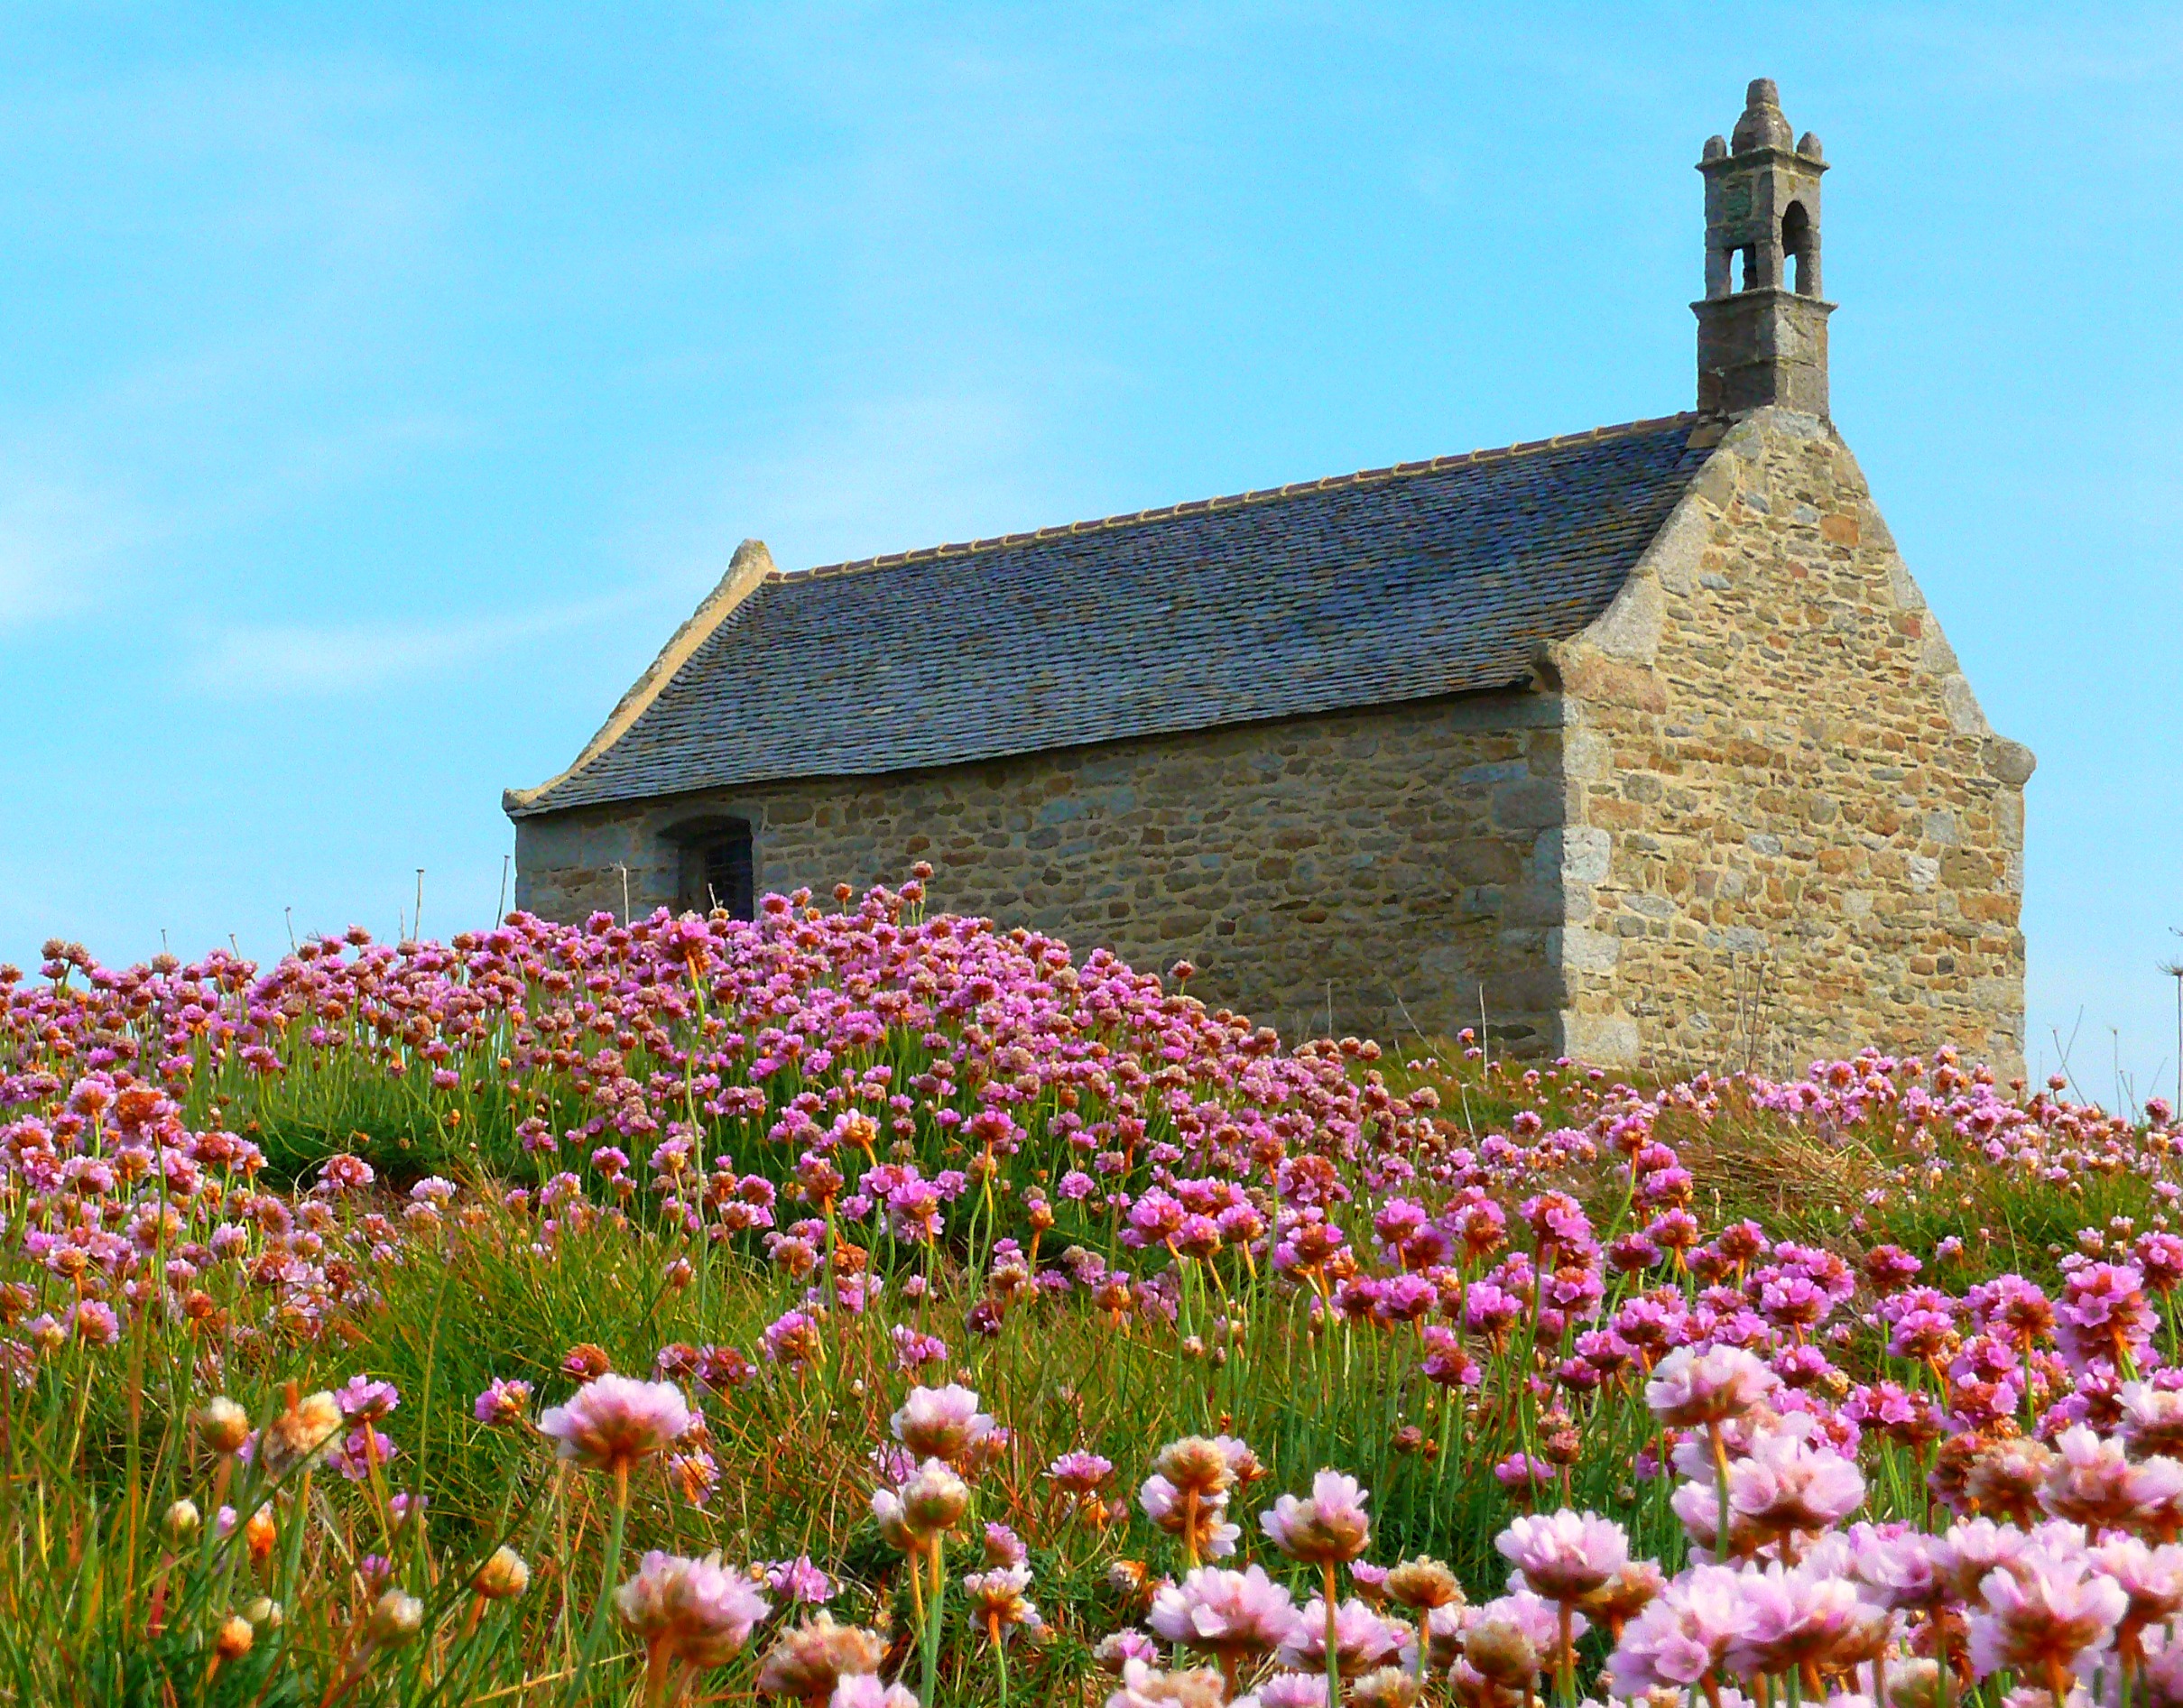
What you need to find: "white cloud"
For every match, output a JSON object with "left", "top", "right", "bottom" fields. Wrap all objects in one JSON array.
[
  {"left": 0, "top": 474, "right": 152, "bottom": 628},
  {"left": 182, "top": 589, "right": 651, "bottom": 698}
]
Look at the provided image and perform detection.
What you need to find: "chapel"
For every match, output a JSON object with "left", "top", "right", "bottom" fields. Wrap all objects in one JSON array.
[{"left": 504, "top": 80, "right": 2033, "bottom": 1076}]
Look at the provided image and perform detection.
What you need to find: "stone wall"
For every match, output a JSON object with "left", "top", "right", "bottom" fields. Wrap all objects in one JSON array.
[
  {"left": 1549, "top": 406, "right": 2032, "bottom": 1078},
  {"left": 513, "top": 691, "right": 1573, "bottom": 1048}
]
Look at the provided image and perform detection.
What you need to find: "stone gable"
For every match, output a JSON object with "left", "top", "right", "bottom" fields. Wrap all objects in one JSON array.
[{"left": 1548, "top": 407, "right": 2030, "bottom": 1078}]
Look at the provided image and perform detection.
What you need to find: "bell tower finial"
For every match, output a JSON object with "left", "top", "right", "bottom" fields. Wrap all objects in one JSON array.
[{"left": 1694, "top": 79, "right": 1833, "bottom": 418}]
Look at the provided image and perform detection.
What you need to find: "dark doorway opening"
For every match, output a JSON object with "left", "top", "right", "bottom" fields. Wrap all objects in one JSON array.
[{"left": 669, "top": 817, "right": 754, "bottom": 920}]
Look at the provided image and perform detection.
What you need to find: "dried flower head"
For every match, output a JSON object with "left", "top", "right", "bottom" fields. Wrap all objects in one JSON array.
[{"left": 754, "top": 1611, "right": 887, "bottom": 1699}]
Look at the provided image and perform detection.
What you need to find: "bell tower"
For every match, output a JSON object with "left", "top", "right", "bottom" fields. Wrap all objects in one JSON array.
[{"left": 1694, "top": 79, "right": 1833, "bottom": 419}]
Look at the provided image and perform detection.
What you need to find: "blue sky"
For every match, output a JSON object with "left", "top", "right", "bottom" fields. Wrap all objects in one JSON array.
[{"left": 1, "top": 5, "right": 2177, "bottom": 1097}]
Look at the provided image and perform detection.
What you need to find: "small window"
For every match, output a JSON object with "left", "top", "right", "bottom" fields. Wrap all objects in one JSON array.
[{"left": 668, "top": 817, "right": 755, "bottom": 920}]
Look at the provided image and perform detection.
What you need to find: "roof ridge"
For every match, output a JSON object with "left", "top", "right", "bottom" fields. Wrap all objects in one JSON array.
[{"left": 778, "top": 412, "right": 1701, "bottom": 586}]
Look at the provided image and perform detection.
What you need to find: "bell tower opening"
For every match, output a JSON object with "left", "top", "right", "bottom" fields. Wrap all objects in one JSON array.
[{"left": 1692, "top": 79, "right": 1836, "bottom": 419}]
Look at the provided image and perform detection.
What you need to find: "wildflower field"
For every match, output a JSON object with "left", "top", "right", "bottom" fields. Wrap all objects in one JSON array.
[{"left": 7, "top": 871, "right": 2183, "bottom": 1707}]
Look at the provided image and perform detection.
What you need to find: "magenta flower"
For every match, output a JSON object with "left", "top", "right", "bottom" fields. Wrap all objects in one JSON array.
[
  {"left": 537, "top": 1373, "right": 691, "bottom": 1473},
  {"left": 473, "top": 1377, "right": 532, "bottom": 1426}
]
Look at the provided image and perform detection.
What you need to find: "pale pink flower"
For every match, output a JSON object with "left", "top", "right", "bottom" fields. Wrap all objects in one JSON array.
[
  {"left": 1275, "top": 1596, "right": 1411, "bottom": 1675},
  {"left": 2121, "top": 1382, "right": 2183, "bottom": 1460},
  {"left": 1966, "top": 1547, "right": 2128, "bottom": 1680},
  {"left": 1138, "top": 1475, "right": 1241, "bottom": 1559},
  {"left": 1723, "top": 1563, "right": 1868, "bottom": 1680},
  {"left": 1261, "top": 1470, "right": 1372, "bottom": 1565},
  {"left": 829, "top": 1677, "right": 921, "bottom": 1708},
  {"left": 1844, "top": 1523, "right": 1947, "bottom": 1610},
  {"left": 538, "top": 1373, "right": 691, "bottom": 1473},
  {"left": 614, "top": 1549, "right": 771, "bottom": 1667},
  {"left": 1646, "top": 1345, "right": 1778, "bottom": 1426},
  {"left": 1727, "top": 1428, "right": 1866, "bottom": 1535},
  {"left": 1149, "top": 1564, "right": 1301, "bottom": 1660},
  {"left": 890, "top": 1383, "right": 993, "bottom": 1463},
  {"left": 1254, "top": 1676, "right": 1329, "bottom": 1708},
  {"left": 1607, "top": 1563, "right": 1757, "bottom": 1694},
  {"left": 1101, "top": 1656, "right": 1230, "bottom": 1708},
  {"left": 2088, "top": 1537, "right": 2183, "bottom": 1633},
  {"left": 1938, "top": 1518, "right": 2038, "bottom": 1603},
  {"left": 2042, "top": 1425, "right": 2141, "bottom": 1529},
  {"left": 1496, "top": 1509, "right": 1631, "bottom": 1603}
]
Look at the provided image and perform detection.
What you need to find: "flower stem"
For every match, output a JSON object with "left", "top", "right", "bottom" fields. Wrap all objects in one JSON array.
[
  {"left": 1324, "top": 1560, "right": 1342, "bottom": 1706},
  {"left": 569, "top": 1463, "right": 630, "bottom": 1706}
]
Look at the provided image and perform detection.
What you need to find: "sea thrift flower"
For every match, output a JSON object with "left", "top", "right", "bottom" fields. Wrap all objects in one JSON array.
[
  {"left": 1101, "top": 1657, "right": 1229, "bottom": 1708},
  {"left": 872, "top": 1458, "right": 970, "bottom": 1548},
  {"left": 1645, "top": 1345, "right": 1778, "bottom": 1426},
  {"left": 537, "top": 1373, "right": 691, "bottom": 1473},
  {"left": 1607, "top": 1563, "right": 1757, "bottom": 1694},
  {"left": 754, "top": 1611, "right": 887, "bottom": 1699},
  {"left": 1966, "top": 1546, "right": 2128, "bottom": 1686},
  {"left": 196, "top": 1397, "right": 252, "bottom": 1455},
  {"left": 473, "top": 1378, "right": 532, "bottom": 1426},
  {"left": 962, "top": 1563, "right": 1041, "bottom": 1635},
  {"left": 890, "top": 1383, "right": 993, "bottom": 1463},
  {"left": 472, "top": 1546, "right": 531, "bottom": 1600},
  {"left": 259, "top": 1389, "right": 343, "bottom": 1476},
  {"left": 1262, "top": 1471, "right": 1372, "bottom": 1565},
  {"left": 1496, "top": 1509, "right": 1630, "bottom": 1603},
  {"left": 1722, "top": 1562, "right": 1872, "bottom": 1680},
  {"left": 828, "top": 1678, "right": 920, "bottom": 1708},
  {"left": 615, "top": 1550, "right": 771, "bottom": 1668},
  {"left": 1150, "top": 1565, "right": 1302, "bottom": 1662},
  {"left": 1276, "top": 1596, "right": 1409, "bottom": 1674}
]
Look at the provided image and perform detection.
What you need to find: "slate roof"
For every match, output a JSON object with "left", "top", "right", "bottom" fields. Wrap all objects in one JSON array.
[{"left": 507, "top": 412, "right": 1713, "bottom": 817}]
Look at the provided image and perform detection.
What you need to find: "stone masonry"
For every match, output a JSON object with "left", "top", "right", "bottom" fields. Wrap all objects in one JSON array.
[
  {"left": 1548, "top": 408, "right": 2030, "bottom": 1076},
  {"left": 513, "top": 688, "right": 1576, "bottom": 1050}
]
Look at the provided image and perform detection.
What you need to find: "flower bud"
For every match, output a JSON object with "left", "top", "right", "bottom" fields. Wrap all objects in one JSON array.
[
  {"left": 213, "top": 1614, "right": 254, "bottom": 1660},
  {"left": 365, "top": 1588, "right": 424, "bottom": 1648},
  {"left": 163, "top": 1498, "right": 202, "bottom": 1546},
  {"left": 1466, "top": 1615, "right": 1541, "bottom": 1687},
  {"left": 472, "top": 1546, "right": 531, "bottom": 1600},
  {"left": 1385, "top": 1556, "right": 1462, "bottom": 1611},
  {"left": 196, "top": 1397, "right": 251, "bottom": 1455},
  {"left": 244, "top": 1596, "right": 282, "bottom": 1630}
]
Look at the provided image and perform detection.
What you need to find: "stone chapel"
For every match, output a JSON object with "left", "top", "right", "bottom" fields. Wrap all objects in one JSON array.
[{"left": 504, "top": 80, "right": 2034, "bottom": 1076}]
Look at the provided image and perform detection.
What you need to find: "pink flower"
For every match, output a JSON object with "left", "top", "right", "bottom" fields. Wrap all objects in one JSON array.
[
  {"left": 1646, "top": 1345, "right": 1778, "bottom": 1426},
  {"left": 1726, "top": 1426, "right": 1866, "bottom": 1536},
  {"left": 613, "top": 1550, "right": 771, "bottom": 1667},
  {"left": 890, "top": 1383, "right": 993, "bottom": 1464},
  {"left": 472, "top": 1378, "right": 532, "bottom": 1426},
  {"left": 1101, "top": 1657, "right": 1231, "bottom": 1708},
  {"left": 829, "top": 1678, "right": 920, "bottom": 1708},
  {"left": 1047, "top": 1450, "right": 1114, "bottom": 1494},
  {"left": 1262, "top": 1471, "right": 1372, "bottom": 1565},
  {"left": 537, "top": 1373, "right": 691, "bottom": 1473},
  {"left": 2088, "top": 1537, "right": 2183, "bottom": 1634},
  {"left": 1607, "top": 1563, "right": 1756, "bottom": 1694},
  {"left": 1275, "top": 1596, "right": 1410, "bottom": 1674},
  {"left": 1253, "top": 1676, "right": 1330, "bottom": 1708},
  {"left": 1495, "top": 1509, "right": 1631, "bottom": 1603},
  {"left": 1722, "top": 1562, "right": 1873, "bottom": 1680},
  {"left": 1967, "top": 1546, "right": 2128, "bottom": 1679},
  {"left": 1149, "top": 1565, "right": 1301, "bottom": 1660}
]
